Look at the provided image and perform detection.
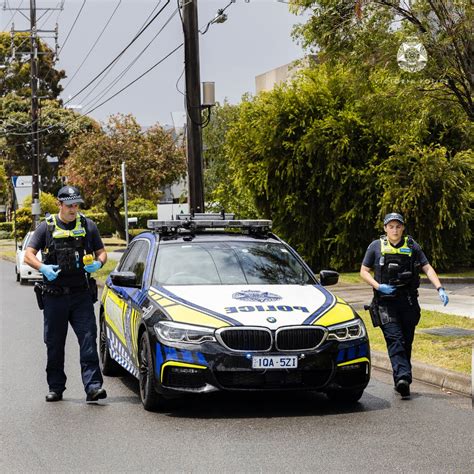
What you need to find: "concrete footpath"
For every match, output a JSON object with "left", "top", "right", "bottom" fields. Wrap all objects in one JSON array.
[{"left": 332, "top": 280, "right": 473, "bottom": 397}]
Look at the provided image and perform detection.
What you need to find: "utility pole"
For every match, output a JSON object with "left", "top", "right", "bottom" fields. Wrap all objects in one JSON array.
[
  {"left": 4, "top": 0, "right": 62, "bottom": 228},
  {"left": 30, "top": 0, "right": 41, "bottom": 228},
  {"left": 182, "top": 0, "right": 204, "bottom": 213}
]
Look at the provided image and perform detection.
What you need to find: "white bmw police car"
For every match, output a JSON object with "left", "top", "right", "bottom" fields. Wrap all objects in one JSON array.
[{"left": 100, "top": 215, "right": 370, "bottom": 411}]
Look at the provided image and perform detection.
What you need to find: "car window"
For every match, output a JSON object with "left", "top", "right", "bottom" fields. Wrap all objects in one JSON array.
[
  {"left": 152, "top": 241, "right": 314, "bottom": 286},
  {"left": 119, "top": 240, "right": 150, "bottom": 287}
]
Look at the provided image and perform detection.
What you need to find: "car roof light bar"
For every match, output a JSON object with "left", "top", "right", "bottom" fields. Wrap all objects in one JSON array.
[
  {"left": 147, "top": 219, "right": 272, "bottom": 233},
  {"left": 176, "top": 212, "right": 235, "bottom": 221}
]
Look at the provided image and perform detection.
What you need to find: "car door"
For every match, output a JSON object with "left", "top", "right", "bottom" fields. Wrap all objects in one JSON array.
[
  {"left": 104, "top": 241, "right": 142, "bottom": 361},
  {"left": 115, "top": 239, "right": 152, "bottom": 366}
]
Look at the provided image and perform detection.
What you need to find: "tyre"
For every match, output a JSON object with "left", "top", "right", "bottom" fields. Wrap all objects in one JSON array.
[
  {"left": 99, "top": 313, "right": 123, "bottom": 376},
  {"left": 139, "top": 331, "right": 164, "bottom": 412},
  {"left": 326, "top": 389, "right": 364, "bottom": 403},
  {"left": 15, "top": 267, "right": 19, "bottom": 282},
  {"left": 19, "top": 274, "right": 27, "bottom": 285}
]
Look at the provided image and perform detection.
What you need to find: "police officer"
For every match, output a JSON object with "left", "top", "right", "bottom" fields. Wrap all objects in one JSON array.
[
  {"left": 24, "top": 186, "right": 108, "bottom": 403},
  {"left": 360, "top": 212, "right": 448, "bottom": 400}
]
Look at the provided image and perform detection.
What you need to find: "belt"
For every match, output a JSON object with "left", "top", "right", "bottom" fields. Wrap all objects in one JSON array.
[{"left": 43, "top": 284, "right": 88, "bottom": 295}]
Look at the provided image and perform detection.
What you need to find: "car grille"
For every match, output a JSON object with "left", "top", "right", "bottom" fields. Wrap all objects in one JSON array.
[
  {"left": 276, "top": 327, "right": 326, "bottom": 351},
  {"left": 217, "top": 328, "right": 272, "bottom": 351},
  {"left": 216, "top": 370, "right": 332, "bottom": 390}
]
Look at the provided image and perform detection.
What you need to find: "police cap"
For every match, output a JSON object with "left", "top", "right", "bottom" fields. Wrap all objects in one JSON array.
[
  {"left": 383, "top": 212, "right": 404, "bottom": 225},
  {"left": 57, "top": 186, "right": 84, "bottom": 205}
]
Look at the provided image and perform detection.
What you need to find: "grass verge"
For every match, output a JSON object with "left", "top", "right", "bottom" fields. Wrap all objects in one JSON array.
[{"left": 360, "top": 309, "right": 474, "bottom": 375}]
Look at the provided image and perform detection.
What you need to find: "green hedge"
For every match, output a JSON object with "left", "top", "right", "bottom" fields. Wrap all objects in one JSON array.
[
  {"left": 85, "top": 211, "right": 156, "bottom": 235},
  {"left": 1, "top": 210, "right": 157, "bottom": 240},
  {"left": 0, "top": 222, "right": 12, "bottom": 233}
]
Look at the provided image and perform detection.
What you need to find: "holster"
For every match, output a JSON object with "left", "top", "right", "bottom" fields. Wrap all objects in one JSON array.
[
  {"left": 365, "top": 300, "right": 381, "bottom": 328},
  {"left": 34, "top": 282, "right": 45, "bottom": 310}
]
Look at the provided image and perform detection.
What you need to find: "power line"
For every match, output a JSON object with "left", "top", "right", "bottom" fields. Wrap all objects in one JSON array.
[
  {"left": 2, "top": 0, "right": 25, "bottom": 30},
  {"left": 82, "top": 6, "right": 179, "bottom": 112},
  {"left": 69, "top": 0, "right": 164, "bottom": 105},
  {"left": 63, "top": 0, "right": 170, "bottom": 106},
  {"left": 1, "top": 43, "right": 183, "bottom": 137},
  {"left": 62, "top": 0, "right": 122, "bottom": 90},
  {"left": 57, "top": 0, "right": 86, "bottom": 56},
  {"left": 85, "top": 42, "right": 183, "bottom": 115}
]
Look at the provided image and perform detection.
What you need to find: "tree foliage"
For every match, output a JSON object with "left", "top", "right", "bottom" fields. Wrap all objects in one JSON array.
[
  {"left": 291, "top": 0, "right": 474, "bottom": 120},
  {"left": 0, "top": 32, "right": 65, "bottom": 99},
  {"left": 224, "top": 64, "right": 473, "bottom": 270},
  {"left": 0, "top": 94, "right": 98, "bottom": 192},
  {"left": 203, "top": 101, "right": 258, "bottom": 217},
  {"left": 62, "top": 114, "right": 186, "bottom": 239}
]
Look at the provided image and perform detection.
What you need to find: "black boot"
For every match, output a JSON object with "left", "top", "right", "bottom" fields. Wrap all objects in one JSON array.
[
  {"left": 86, "top": 387, "right": 107, "bottom": 403},
  {"left": 395, "top": 379, "right": 411, "bottom": 399},
  {"left": 45, "top": 391, "right": 63, "bottom": 402}
]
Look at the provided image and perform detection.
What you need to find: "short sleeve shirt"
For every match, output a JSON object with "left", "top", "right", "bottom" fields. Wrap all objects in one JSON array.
[
  {"left": 27, "top": 215, "right": 104, "bottom": 252},
  {"left": 362, "top": 237, "right": 429, "bottom": 276}
]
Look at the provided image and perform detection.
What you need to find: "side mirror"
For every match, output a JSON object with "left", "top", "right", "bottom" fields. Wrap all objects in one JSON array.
[
  {"left": 110, "top": 271, "right": 139, "bottom": 288},
  {"left": 319, "top": 270, "right": 339, "bottom": 286}
]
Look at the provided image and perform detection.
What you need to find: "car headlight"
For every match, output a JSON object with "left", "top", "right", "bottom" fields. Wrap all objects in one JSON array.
[
  {"left": 154, "top": 321, "right": 216, "bottom": 345},
  {"left": 327, "top": 319, "right": 366, "bottom": 341}
]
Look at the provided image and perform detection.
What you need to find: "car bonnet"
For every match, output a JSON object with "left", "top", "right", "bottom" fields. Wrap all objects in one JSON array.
[{"left": 148, "top": 284, "right": 356, "bottom": 329}]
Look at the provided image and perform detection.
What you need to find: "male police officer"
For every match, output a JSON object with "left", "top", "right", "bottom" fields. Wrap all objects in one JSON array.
[
  {"left": 24, "top": 186, "right": 108, "bottom": 403},
  {"left": 360, "top": 212, "right": 448, "bottom": 400}
]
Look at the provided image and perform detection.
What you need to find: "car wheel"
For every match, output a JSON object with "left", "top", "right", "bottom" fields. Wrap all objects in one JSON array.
[
  {"left": 99, "top": 313, "right": 123, "bottom": 376},
  {"left": 19, "top": 274, "right": 27, "bottom": 285},
  {"left": 139, "top": 331, "right": 164, "bottom": 412},
  {"left": 15, "top": 267, "right": 20, "bottom": 282},
  {"left": 326, "top": 389, "right": 364, "bottom": 403}
]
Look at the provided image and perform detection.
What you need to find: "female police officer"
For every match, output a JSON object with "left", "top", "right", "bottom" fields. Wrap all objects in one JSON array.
[
  {"left": 24, "top": 186, "right": 107, "bottom": 403},
  {"left": 360, "top": 213, "right": 448, "bottom": 399}
]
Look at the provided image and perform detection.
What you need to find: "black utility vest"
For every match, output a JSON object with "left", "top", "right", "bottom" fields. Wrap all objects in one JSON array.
[
  {"left": 43, "top": 214, "right": 90, "bottom": 287},
  {"left": 374, "top": 235, "right": 420, "bottom": 295}
]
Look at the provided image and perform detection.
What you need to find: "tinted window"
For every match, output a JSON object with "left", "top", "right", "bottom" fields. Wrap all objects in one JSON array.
[
  {"left": 119, "top": 240, "right": 150, "bottom": 286},
  {"left": 152, "top": 242, "right": 313, "bottom": 286}
]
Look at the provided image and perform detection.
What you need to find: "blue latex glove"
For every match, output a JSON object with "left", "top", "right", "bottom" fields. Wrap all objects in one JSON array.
[
  {"left": 84, "top": 260, "right": 102, "bottom": 273},
  {"left": 377, "top": 284, "right": 396, "bottom": 295},
  {"left": 39, "top": 264, "right": 61, "bottom": 281},
  {"left": 438, "top": 288, "right": 449, "bottom": 306}
]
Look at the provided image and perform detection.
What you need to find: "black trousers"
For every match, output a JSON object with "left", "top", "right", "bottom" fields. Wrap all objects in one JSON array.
[
  {"left": 379, "top": 295, "right": 421, "bottom": 385},
  {"left": 43, "top": 291, "right": 103, "bottom": 394}
]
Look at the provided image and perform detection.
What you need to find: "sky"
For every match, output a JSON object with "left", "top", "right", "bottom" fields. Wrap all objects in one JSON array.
[{"left": 1, "top": 0, "right": 312, "bottom": 127}]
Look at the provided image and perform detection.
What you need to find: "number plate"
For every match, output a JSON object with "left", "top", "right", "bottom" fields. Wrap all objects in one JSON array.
[{"left": 252, "top": 355, "right": 298, "bottom": 370}]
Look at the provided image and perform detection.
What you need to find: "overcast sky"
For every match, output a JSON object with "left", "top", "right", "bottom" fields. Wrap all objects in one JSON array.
[{"left": 1, "top": 0, "right": 311, "bottom": 127}]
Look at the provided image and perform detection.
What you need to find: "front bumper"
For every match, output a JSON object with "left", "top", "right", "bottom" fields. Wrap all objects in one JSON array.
[{"left": 152, "top": 336, "right": 370, "bottom": 395}]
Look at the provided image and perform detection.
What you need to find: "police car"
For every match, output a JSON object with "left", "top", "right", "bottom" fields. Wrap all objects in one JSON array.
[
  {"left": 15, "top": 231, "right": 42, "bottom": 284},
  {"left": 100, "top": 215, "right": 370, "bottom": 411}
]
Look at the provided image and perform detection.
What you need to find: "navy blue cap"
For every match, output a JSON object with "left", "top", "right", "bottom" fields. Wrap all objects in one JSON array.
[
  {"left": 57, "top": 186, "right": 84, "bottom": 204},
  {"left": 383, "top": 213, "right": 404, "bottom": 225}
]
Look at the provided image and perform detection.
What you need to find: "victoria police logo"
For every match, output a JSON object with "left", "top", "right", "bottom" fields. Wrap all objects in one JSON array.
[
  {"left": 267, "top": 317, "right": 277, "bottom": 323},
  {"left": 232, "top": 290, "right": 282, "bottom": 303},
  {"left": 397, "top": 37, "right": 428, "bottom": 73}
]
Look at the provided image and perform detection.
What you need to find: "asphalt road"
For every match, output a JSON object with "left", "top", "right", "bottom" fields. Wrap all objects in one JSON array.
[{"left": 1, "top": 260, "right": 472, "bottom": 473}]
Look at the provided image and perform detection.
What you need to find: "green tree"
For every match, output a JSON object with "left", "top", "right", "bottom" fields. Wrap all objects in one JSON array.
[
  {"left": 291, "top": 0, "right": 473, "bottom": 120},
  {"left": 1, "top": 95, "right": 98, "bottom": 191},
  {"left": 224, "top": 64, "right": 473, "bottom": 270},
  {"left": 62, "top": 114, "right": 186, "bottom": 239},
  {"left": 203, "top": 101, "right": 258, "bottom": 217},
  {"left": 0, "top": 32, "right": 64, "bottom": 99}
]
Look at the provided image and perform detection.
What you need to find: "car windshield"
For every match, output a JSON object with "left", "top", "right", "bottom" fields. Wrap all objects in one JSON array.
[{"left": 152, "top": 241, "right": 314, "bottom": 286}]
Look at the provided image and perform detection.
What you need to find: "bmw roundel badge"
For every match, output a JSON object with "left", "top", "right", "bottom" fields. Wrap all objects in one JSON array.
[{"left": 267, "top": 317, "right": 277, "bottom": 323}]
